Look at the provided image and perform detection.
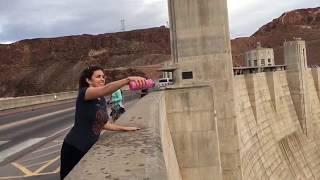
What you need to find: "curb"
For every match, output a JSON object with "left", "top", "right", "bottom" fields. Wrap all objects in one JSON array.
[{"left": 0, "top": 126, "right": 71, "bottom": 166}]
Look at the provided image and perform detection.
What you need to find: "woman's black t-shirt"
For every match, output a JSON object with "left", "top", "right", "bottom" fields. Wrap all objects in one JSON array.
[{"left": 64, "top": 88, "right": 109, "bottom": 153}]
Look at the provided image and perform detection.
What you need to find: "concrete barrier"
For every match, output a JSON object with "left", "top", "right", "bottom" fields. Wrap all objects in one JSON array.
[
  {"left": 0, "top": 91, "right": 77, "bottom": 111},
  {"left": 66, "top": 91, "right": 182, "bottom": 180}
]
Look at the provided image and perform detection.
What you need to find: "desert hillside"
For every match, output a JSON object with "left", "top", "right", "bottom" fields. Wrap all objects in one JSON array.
[
  {"left": 0, "top": 7, "right": 320, "bottom": 97},
  {"left": 0, "top": 27, "right": 170, "bottom": 97}
]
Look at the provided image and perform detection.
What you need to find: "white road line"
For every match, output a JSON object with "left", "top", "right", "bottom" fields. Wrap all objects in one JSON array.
[
  {"left": 0, "top": 141, "right": 8, "bottom": 146},
  {"left": 20, "top": 150, "right": 61, "bottom": 163},
  {"left": 51, "top": 125, "right": 73, "bottom": 137},
  {"left": 53, "top": 140, "right": 63, "bottom": 143},
  {"left": 0, "top": 107, "right": 75, "bottom": 132},
  {"left": 0, "top": 138, "right": 45, "bottom": 163},
  {"left": 32, "top": 143, "right": 62, "bottom": 153},
  {"left": 25, "top": 160, "right": 50, "bottom": 168},
  {"left": 27, "top": 125, "right": 71, "bottom": 155}
]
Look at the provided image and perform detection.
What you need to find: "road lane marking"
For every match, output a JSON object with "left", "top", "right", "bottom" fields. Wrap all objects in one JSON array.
[
  {"left": 0, "top": 171, "right": 59, "bottom": 179},
  {"left": 53, "top": 140, "right": 63, "bottom": 143},
  {"left": 0, "top": 107, "right": 75, "bottom": 132},
  {"left": 9, "top": 156, "right": 60, "bottom": 178},
  {"left": 11, "top": 162, "right": 34, "bottom": 176},
  {"left": 32, "top": 142, "right": 62, "bottom": 153},
  {"left": 20, "top": 149, "right": 60, "bottom": 163},
  {"left": 0, "top": 141, "right": 7, "bottom": 146},
  {"left": 54, "top": 166, "right": 60, "bottom": 173},
  {"left": 31, "top": 125, "right": 71, "bottom": 155},
  {"left": 34, "top": 156, "right": 60, "bottom": 174},
  {"left": 0, "top": 138, "right": 45, "bottom": 163},
  {"left": 25, "top": 160, "right": 49, "bottom": 168}
]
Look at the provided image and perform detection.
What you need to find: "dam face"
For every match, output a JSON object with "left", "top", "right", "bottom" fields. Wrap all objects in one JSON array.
[{"left": 168, "top": 0, "right": 320, "bottom": 179}]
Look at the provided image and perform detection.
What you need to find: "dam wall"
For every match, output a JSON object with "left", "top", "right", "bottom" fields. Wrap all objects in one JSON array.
[{"left": 235, "top": 70, "right": 320, "bottom": 179}]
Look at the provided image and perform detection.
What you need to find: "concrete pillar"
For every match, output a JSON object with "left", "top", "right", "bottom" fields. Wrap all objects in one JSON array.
[
  {"left": 311, "top": 68, "right": 320, "bottom": 102},
  {"left": 168, "top": 0, "right": 233, "bottom": 85},
  {"left": 168, "top": 0, "right": 241, "bottom": 179},
  {"left": 284, "top": 39, "right": 310, "bottom": 135}
]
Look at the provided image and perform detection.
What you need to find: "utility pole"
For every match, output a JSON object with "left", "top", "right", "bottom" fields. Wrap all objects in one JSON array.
[{"left": 120, "top": 18, "right": 125, "bottom": 31}]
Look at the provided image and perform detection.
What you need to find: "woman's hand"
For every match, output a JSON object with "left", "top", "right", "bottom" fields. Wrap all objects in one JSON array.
[
  {"left": 104, "top": 122, "right": 141, "bottom": 131},
  {"left": 127, "top": 76, "right": 146, "bottom": 88},
  {"left": 124, "top": 126, "right": 141, "bottom": 131}
]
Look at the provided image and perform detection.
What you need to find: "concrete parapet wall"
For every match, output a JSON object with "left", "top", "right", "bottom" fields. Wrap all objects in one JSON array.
[
  {"left": 159, "top": 91, "right": 183, "bottom": 180},
  {"left": 0, "top": 91, "right": 77, "bottom": 111},
  {"left": 66, "top": 91, "right": 181, "bottom": 180},
  {"left": 165, "top": 86, "right": 222, "bottom": 180}
]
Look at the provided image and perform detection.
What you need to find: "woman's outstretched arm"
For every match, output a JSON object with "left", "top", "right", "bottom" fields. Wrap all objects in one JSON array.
[{"left": 85, "top": 76, "right": 146, "bottom": 100}]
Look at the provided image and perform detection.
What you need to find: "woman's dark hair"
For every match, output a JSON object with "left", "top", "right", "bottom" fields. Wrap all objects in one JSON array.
[{"left": 79, "top": 65, "right": 104, "bottom": 88}]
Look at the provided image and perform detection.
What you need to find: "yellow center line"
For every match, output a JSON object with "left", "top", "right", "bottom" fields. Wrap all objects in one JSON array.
[
  {"left": 34, "top": 156, "right": 60, "bottom": 174},
  {"left": 0, "top": 171, "right": 59, "bottom": 179},
  {"left": 11, "top": 162, "right": 34, "bottom": 176},
  {"left": 25, "top": 160, "right": 50, "bottom": 168},
  {"left": 54, "top": 166, "right": 60, "bottom": 173},
  {"left": 0, "top": 175, "right": 26, "bottom": 179}
]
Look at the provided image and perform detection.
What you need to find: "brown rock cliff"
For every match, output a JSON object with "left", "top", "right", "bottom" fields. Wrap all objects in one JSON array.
[{"left": 1, "top": 7, "right": 320, "bottom": 97}]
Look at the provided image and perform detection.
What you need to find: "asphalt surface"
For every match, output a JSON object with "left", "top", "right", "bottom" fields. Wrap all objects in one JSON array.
[
  {"left": 0, "top": 101, "right": 75, "bottom": 126},
  {"left": 0, "top": 100, "right": 75, "bottom": 179},
  {"left": 0, "top": 101, "right": 75, "bottom": 151}
]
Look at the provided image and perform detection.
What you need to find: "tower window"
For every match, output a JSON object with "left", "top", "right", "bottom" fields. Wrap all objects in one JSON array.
[{"left": 182, "top": 71, "right": 193, "bottom": 79}]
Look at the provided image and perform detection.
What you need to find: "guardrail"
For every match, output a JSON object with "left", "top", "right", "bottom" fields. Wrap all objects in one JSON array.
[
  {"left": 0, "top": 91, "right": 77, "bottom": 111},
  {"left": 0, "top": 87, "right": 154, "bottom": 111},
  {"left": 233, "top": 65, "right": 287, "bottom": 75}
]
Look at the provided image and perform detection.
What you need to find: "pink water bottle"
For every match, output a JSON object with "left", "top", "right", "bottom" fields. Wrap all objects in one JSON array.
[{"left": 129, "top": 79, "right": 155, "bottom": 91}]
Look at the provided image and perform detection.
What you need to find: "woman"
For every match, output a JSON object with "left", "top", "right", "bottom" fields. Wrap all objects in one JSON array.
[{"left": 60, "top": 65, "right": 146, "bottom": 179}]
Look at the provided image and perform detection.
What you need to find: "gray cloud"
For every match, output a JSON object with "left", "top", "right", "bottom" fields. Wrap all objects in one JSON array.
[
  {"left": 0, "top": 0, "right": 168, "bottom": 43},
  {"left": 0, "top": 0, "right": 319, "bottom": 43}
]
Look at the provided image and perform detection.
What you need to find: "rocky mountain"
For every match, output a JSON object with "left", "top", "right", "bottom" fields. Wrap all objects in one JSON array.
[
  {"left": 0, "top": 7, "right": 319, "bottom": 97},
  {"left": 0, "top": 26, "right": 170, "bottom": 97}
]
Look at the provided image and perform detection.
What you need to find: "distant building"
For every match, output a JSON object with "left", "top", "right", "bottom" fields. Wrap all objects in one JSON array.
[
  {"left": 160, "top": 61, "right": 174, "bottom": 79},
  {"left": 245, "top": 42, "right": 275, "bottom": 67}
]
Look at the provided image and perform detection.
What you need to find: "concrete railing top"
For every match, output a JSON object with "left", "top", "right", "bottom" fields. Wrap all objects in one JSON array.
[
  {"left": 0, "top": 91, "right": 77, "bottom": 111},
  {"left": 0, "top": 91, "right": 77, "bottom": 100}
]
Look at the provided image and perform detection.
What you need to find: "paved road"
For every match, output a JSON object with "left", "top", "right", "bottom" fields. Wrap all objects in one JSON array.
[{"left": 0, "top": 95, "right": 139, "bottom": 180}]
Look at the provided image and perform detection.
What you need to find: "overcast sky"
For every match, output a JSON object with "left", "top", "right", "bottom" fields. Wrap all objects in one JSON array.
[{"left": 0, "top": 0, "right": 319, "bottom": 44}]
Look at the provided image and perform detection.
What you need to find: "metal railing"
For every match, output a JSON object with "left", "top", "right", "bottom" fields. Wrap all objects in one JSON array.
[{"left": 233, "top": 65, "right": 287, "bottom": 75}]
